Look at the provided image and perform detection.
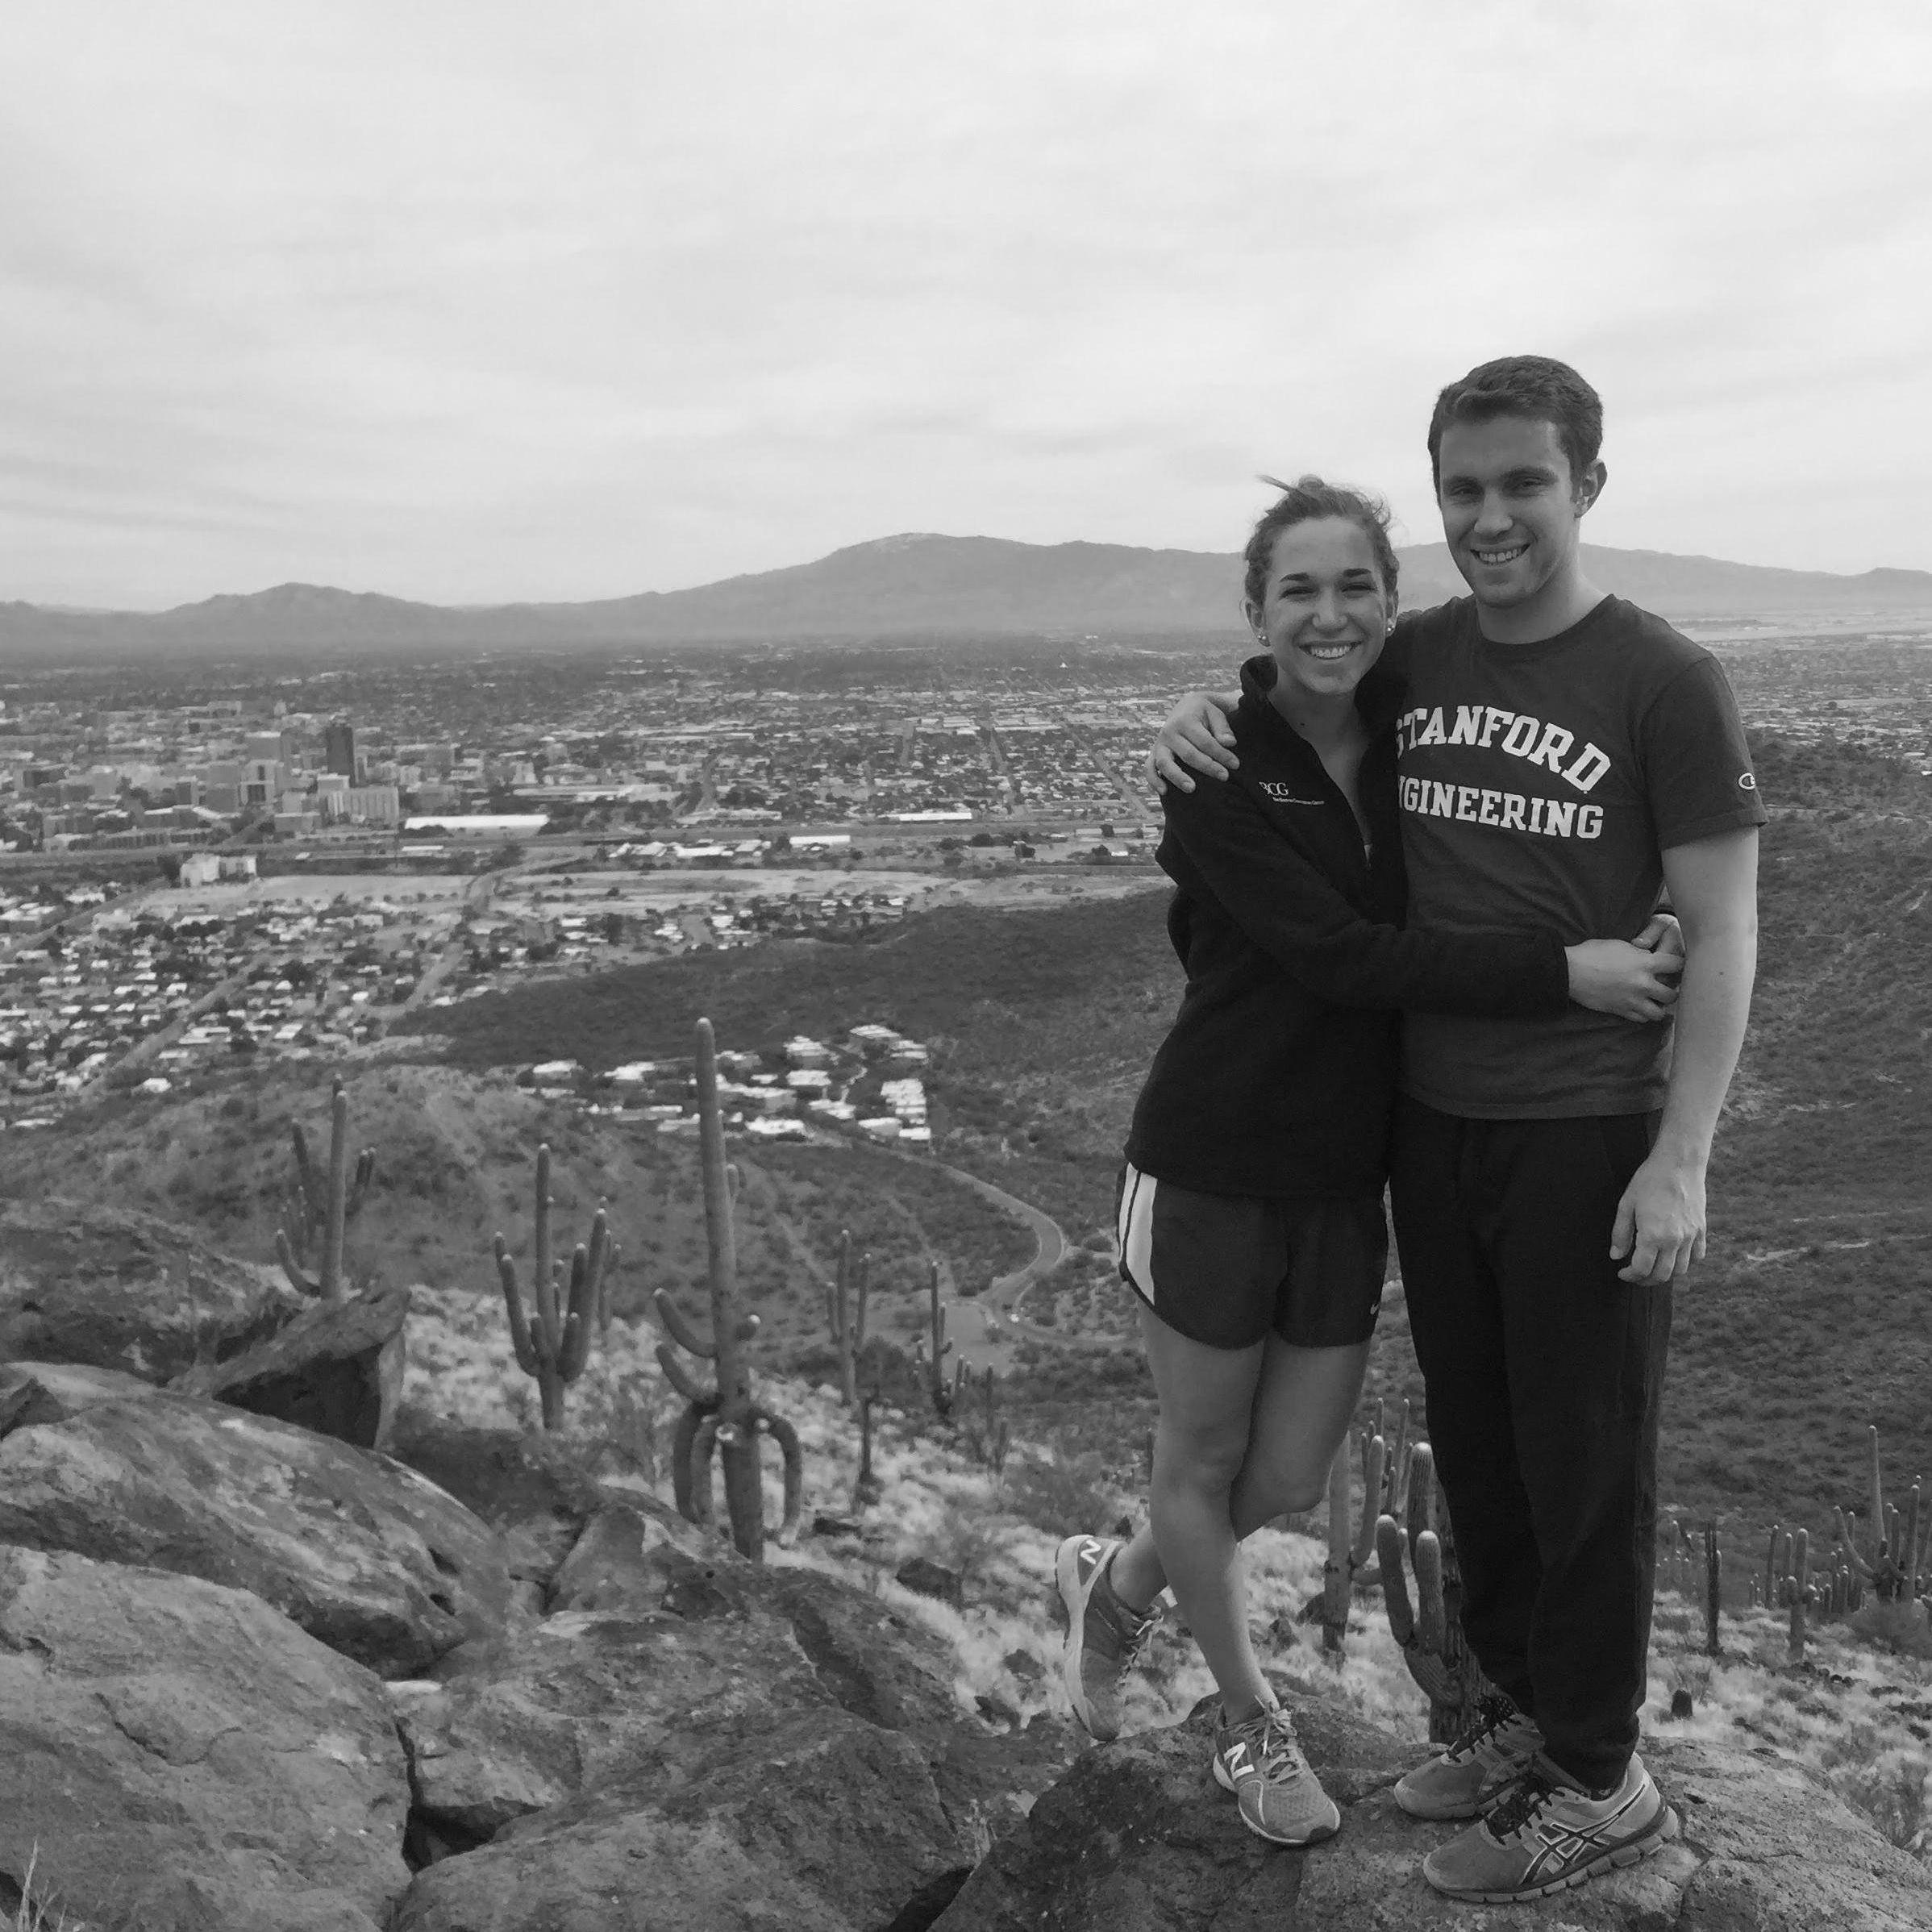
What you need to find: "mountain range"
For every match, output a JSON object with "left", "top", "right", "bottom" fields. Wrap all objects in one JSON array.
[{"left": 5, "top": 535, "right": 1930, "bottom": 657}]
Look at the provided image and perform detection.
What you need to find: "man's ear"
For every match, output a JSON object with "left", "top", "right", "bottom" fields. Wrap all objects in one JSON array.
[{"left": 1574, "top": 459, "right": 1608, "bottom": 518}]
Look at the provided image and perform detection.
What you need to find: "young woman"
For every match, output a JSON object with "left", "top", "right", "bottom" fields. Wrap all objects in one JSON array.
[{"left": 1056, "top": 477, "right": 1678, "bottom": 1848}]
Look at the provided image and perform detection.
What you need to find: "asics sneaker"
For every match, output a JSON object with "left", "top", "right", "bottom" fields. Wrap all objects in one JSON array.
[
  {"left": 1422, "top": 1751, "right": 1678, "bottom": 1901},
  {"left": 1393, "top": 1692, "right": 1545, "bottom": 1820}
]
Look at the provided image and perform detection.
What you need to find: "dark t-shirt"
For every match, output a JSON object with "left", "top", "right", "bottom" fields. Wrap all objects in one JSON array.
[{"left": 1387, "top": 594, "right": 1767, "bottom": 1118}]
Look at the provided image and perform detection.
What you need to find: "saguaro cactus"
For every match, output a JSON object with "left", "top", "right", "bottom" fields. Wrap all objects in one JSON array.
[
  {"left": 1835, "top": 1425, "right": 1925, "bottom": 1604},
  {"left": 276, "top": 1077, "right": 375, "bottom": 1301},
  {"left": 493, "top": 1143, "right": 614, "bottom": 1431},
  {"left": 825, "top": 1231, "right": 870, "bottom": 1408},
  {"left": 1322, "top": 1425, "right": 1387, "bottom": 1652},
  {"left": 654, "top": 1018, "right": 802, "bottom": 1561},
  {"left": 1376, "top": 1443, "right": 1495, "bottom": 1741},
  {"left": 1703, "top": 1520, "right": 1722, "bottom": 1658},
  {"left": 925, "top": 1261, "right": 954, "bottom": 1417}
]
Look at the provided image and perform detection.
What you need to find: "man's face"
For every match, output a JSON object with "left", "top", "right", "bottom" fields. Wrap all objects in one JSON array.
[{"left": 1435, "top": 415, "right": 1601, "bottom": 611}]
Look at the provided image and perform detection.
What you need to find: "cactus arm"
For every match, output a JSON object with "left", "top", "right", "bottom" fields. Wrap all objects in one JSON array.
[
  {"left": 1386, "top": 1401, "right": 1410, "bottom": 1511},
  {"left": 318, "top": 1081, "right": 351, "bottom": 1300},
  {"left": 669, "top": 1399, "right": 714, "bottom": 1522},
  {"left": 1414, "top": 1530, "right": 1447, "bottom": 1654},
  {"left": 1354, "top": 1434, "right": 1386, "bottom": 1569},
  {"left": 1869, "top": 1425, "right": 1885, "bottom": 1551},
  {"left": 1377, "top": 1515, "right": 1415, "bottom": 1647},
  {"left": 290, "top": 1122, "right": 320, "bottom": 1227},
  {"left": 689, "top": 1414, "right": 721, "bottom": 1530},
  {"left": 343, "top": 1148, "right": 376, "bottom": 1224},
  {"left": 277, "top": 1227, "right": 319, "bottom": 1298},
  {"left": 856, "top": 1250, "right": 870, "bottom": 1349},
  {"left": 556, "top": 1243, "right": 598, "bottom": 1380},
  {"left": 758, "top": 1408, "right": 805, "bottom": 1546},
  {"left": 653, "top": 1288, "right": 717, "bottom": 1359},
  {"left": 1406, "top": 1443, "right": 1437, "bottom": 1539},
  {"left": 1322, "top": 1441, "right": 1352, "bottom": 1650},
  {"left": 1837, "top": 1505, "right": 1879, "bottom": 1580},
  {"left": 496, "top": 1239, "right": 543, "bottom": 1377},
  {"left": 656, "top": 1341, "right": 712, "bottom": 1406}
]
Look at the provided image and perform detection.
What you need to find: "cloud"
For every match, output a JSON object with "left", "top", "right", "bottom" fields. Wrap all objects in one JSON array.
[{"left": 1, "top": 0, "right": 1926, "bottom": 604}]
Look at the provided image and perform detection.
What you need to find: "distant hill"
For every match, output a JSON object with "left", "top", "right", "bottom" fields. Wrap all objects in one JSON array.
[{"left": 4, "top": 534, "right": 1930, "bottom": 658}]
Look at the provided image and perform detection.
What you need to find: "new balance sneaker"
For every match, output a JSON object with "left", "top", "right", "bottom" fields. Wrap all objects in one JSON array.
[
  {"left": 1421, "top": 1752, "right": 1679, "bottom": 1901},
  {"left": 1393, "top": 1692, "right": 1545, "bottom": 1820},
  {"left": 1055, "top": 1534, "right": 1158, "bottom": 1742},
  {"left": 1210, "top": 1702, "right": 1342, "bottom": 1847}
]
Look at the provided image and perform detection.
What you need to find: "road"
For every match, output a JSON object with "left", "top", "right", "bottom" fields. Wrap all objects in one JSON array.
[{"left": 858, "top": 1143, "right": 1119, "bottom": 1375}]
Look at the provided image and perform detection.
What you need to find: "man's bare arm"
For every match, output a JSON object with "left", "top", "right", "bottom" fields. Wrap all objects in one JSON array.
[
  {"left": 1610, "top": 827, "right": 1759, "bottom": 1285},
  {"left": 1145, "top": 689, "right": 1241, "bottom": 791}
]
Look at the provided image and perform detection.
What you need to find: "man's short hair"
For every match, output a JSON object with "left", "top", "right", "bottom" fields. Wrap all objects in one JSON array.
[{"left": 1427, "top": 356, "right": 1603, "bottom": 489}]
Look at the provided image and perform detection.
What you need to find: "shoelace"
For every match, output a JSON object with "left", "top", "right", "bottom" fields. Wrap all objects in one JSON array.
[
  {"left": 1484, "top": 1764, "right": 1561, "bottom": 1841},
  {"left": 1107, "top": 1596, "right": 1157, "bottom": 1675},
  {"left": 1227, "top": 1709, "right": 1311, "bottom": 1786},
  {"left": 1447, "top": 1690, "right": 1522, "bottom": 1760}
]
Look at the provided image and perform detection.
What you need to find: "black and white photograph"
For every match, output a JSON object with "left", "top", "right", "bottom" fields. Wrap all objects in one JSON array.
[{"left": 1, "top": 4, "right": 1929, "bottom": 1927}]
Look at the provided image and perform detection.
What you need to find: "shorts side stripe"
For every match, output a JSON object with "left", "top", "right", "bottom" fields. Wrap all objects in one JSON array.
[{"left": 1119, "top": 1162, "right": 1158, "bottom": 1299}]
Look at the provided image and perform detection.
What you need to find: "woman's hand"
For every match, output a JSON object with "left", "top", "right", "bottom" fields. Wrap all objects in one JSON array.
[
  {"left": 1633, "top": 910, "right": 1684, "bottom": 963},
  {"left": 1146, "top": 690, "right": 1241, "bottom": 791},
  {"left": 1564, "top": 939, "right": 1683, "bottom": 1022}
]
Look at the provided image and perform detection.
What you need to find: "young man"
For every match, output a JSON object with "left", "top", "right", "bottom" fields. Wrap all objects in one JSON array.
[{"left": 1144, "top": 356, "right": 1763, "bottom": 1901}]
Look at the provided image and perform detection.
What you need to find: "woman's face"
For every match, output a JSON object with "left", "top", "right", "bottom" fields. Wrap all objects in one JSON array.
[{"left": 1244, "top": 516, "right": 1391, "bottom": 707}]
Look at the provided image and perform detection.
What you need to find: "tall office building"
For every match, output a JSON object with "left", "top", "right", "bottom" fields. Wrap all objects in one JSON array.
[{"left": 324, "top": 720, "right": 358, "bottom": 778}]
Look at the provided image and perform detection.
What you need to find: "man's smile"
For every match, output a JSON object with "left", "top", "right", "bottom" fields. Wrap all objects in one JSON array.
[{"left": 1472, "top": 543, "right": 1529, "bottom": 566}]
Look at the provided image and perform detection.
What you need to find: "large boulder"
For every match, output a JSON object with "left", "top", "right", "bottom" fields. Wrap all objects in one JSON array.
[
  {"left": 0, "top": 1367, "right": 518, "bottom": 1676},
  {"left": 394, "top": 1548, "right": 964, "bottom": 1842},
  {"left": 0, "top": 1198, "right": 301, "bottom": 1383},
  {"left": 389, "top": 1547, "right": 1076, "bottom": 1929},
  {"left": 173, "top": 1280, "right": 411, "bottom": 1450},
  {"left": 932, "top": 1696, "right": 1932, "bottom": 1930},
  {"left": 546, "top": 1499, "right": 725, "bottom": 1613},
  {"left": 393, "top": 1705, "right": 975, "bottom": 1932},
  {"left": 385, "top": 1416, "right": 671, "bottom": 1588},
  {"left": 0, "top": 1545, "right": 410, "bottom": 1932}
]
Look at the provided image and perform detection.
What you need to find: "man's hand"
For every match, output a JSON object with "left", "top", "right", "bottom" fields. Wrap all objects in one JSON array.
[
  {"left": 1147, "top": 690, "right": 1240, "bottom": 792},
  {"left": 1609, "top": 1151, "right": 1706, "bottom": 1285}
]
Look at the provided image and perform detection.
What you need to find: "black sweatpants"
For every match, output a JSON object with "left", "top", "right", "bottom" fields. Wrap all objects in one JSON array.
[{"left": 1390, "top": 1096, "right": 1672, "bottom": 1793}]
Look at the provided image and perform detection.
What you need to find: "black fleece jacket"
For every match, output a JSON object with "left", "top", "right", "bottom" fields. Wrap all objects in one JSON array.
[{"left": 1124, "top": 655, "right": 1571, "bottom": 1199}]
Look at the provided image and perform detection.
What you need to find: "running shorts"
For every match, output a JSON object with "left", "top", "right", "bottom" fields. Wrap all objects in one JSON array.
[{"left": 1114, "top": 1161, "right": 1387, "bottom": 1351}]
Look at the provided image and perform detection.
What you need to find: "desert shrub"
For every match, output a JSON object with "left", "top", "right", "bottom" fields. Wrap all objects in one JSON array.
[
  {"left": 1830, "top": 1757, "right": 1930, "bottom": 1859},
  {"left": 1001, "top": 1447, "right": 1122, "bottom": 1540},
  {"left": 1847, "top": 1599, "right": 1932, "bottom": 1663}
]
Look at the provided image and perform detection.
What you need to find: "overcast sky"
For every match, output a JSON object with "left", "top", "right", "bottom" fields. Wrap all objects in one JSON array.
[{"left": 6, "top": 1, "right": 1930, "bottom": 608}]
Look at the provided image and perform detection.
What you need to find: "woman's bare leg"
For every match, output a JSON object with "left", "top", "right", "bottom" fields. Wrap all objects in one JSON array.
[
  {"left": 1120, "top": 1304, "right": 1272, "bottom": 1719},
  {"left": 1110, "top": 1333, "right": 1373, "bottom": 1623}
]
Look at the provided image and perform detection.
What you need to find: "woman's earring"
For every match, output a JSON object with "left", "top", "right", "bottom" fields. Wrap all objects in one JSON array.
[{"left": 1385, "top": 618, "right": 1397, "bottom": 634}]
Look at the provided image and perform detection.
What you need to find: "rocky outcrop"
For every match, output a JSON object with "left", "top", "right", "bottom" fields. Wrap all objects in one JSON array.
[
  {"left": 387, "top": 1415, "right": 681, "bottom": 1589},
  {"left": 393, "top": 1705, "right": 979, "bottom": 1932},
  {"left": 545, "top": 1497, "right": 710, "bottom": 1610},
  {"left": 391, "top": 1540, "right": 1076, "bottom": 1925},
  {"left": 173, "top": 1278, "right": 411, "bottom": 1449},
  {"left": 933, "top": 1696, "right": 1932, "bottom": 1930},
  {"left": 0, "top": 1198, "right": 302, "bottom": 1383},
  {"left": 0, "top": 1545, "right": 409, "bottom": 1932},
  {"left": 0, "top": 1364, "right": 517, "bottom": 1675}
]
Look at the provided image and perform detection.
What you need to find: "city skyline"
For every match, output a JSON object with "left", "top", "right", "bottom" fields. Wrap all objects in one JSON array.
[{"left": 6, "top": 2, "right": 1930, "bottom": 608}]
